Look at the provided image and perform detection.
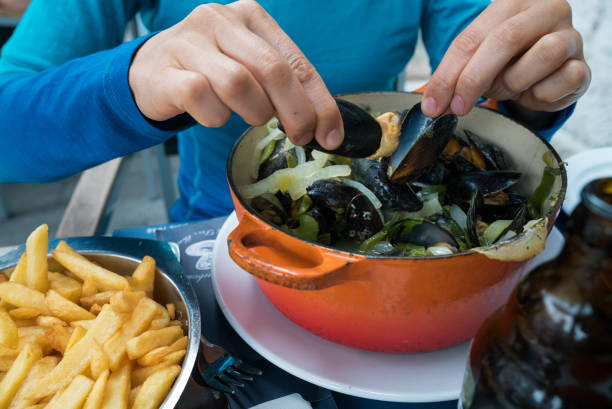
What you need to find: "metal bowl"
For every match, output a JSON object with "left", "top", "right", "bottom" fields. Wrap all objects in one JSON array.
[{"left": 0, "top": 236, "right": 201, "bottom": 409}]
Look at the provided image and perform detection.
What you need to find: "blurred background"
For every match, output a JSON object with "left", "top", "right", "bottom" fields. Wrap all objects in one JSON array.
[{"left": 0, "top": 0, "right": 610, "bottom": 246}]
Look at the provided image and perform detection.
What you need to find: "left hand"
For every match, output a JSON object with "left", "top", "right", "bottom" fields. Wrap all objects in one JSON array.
[{"left": 422, "top": 0, "right": 590, "bottom": 118}]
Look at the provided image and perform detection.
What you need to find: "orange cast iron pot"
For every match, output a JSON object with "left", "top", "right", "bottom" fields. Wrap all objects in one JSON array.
[{"left": 226, "top": 92, "right": 567, "bottom": 353}]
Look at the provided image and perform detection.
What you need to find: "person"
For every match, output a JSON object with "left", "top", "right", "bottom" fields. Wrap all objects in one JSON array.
[
  {"left": 0, "top": 0, "right": 589, "bottom": 222},
  {"left": 0, "top": 2, "right": 591, "bottom": 408}
]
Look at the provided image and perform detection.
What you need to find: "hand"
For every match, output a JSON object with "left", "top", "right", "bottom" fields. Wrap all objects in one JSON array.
[
  {"left": 0, "top": 0, "right": 30, "bottom": 13},
  {"left": 422, "top": 0, "right": 590, "bottom": 121},
  {"left": 128, "top": 0, "right": 343, "bottom": 149}
]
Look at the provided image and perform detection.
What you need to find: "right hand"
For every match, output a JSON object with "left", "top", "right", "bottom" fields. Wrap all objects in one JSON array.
[{"left": 128, "top": 0, "right": 343, "bottom": 149}]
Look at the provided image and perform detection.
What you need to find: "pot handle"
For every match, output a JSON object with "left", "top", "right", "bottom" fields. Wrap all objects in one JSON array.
[
  {"left": 411, "top": 84, "right": 499, "bottom": 112},
  {"left": 227, "top": 215, "right": 360, "bottom": 290}
]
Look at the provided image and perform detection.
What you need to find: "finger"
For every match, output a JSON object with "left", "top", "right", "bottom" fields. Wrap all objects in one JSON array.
[
  {"left": 452, "top": 0, "right": 573, "bottom": 116},
  {"left": 231, "top": 0, "right": 343, "bottom": 149},
  {"left": 179, "top": 42, "right": 275, "bottom": 127},
  {"left": 422, "top": 0, "right": 527, "bottom": 117},
  {"left": 165, "top": 68, "right": 232, "bottom": 127},
  {"left": 518, "top": 58, "right": 590, "bottom": 111},
  {"left": 217, "top": 32, "right": 317, "bottom": 144},
  {"left": 500, "top": 29, "right": 582, "bottom": 97}
]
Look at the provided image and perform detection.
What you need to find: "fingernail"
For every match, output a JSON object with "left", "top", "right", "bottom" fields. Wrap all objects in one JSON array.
[
  {"left": 422, "top": 97, "right": 437, "bottom": 116},
  {"left": 297, "top": 132, "right": 314, "bottom": 145},
  {"left": 451, "top": 95, "right": 464, "bottom": 115},
  {"left": 325, "top": 129, "right": 342, "bottom": 149}
]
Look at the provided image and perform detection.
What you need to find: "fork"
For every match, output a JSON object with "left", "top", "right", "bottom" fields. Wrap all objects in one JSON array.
[{"left": 192, "top": 334, "right": 263, "bottom": 394}]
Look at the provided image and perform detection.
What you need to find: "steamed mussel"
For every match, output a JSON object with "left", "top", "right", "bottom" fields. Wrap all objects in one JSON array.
[{"left": 240, "top": 101, "right": 556, "bottom": 257}]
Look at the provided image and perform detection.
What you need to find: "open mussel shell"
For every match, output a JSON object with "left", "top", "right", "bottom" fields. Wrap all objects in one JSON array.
[
  {"left": 306, "top": 180, "right": 383, "bottom": 241},
  {"left": 464, "top": 130, "right": 512, "bottom": 170},
  {"left": 351, "top": 158, "right": 422, "bottom": 211},
  {"left": 258, "top": 141, "right": 294, "bottom": 180},
  {"left": 278, "top": 98, "right": 382, "bottom": 158},
  {"left": 387, "top": 103, "right": 458, "bottom": 183},
  {"left": 481, "top": 193, "right": 527, "bottom": 223},
  {"left": 391, "top": 220, "right": 459, "bottom": 248},
  {"left": 446, "top": 170, "right": 521, "bottom": 204}
]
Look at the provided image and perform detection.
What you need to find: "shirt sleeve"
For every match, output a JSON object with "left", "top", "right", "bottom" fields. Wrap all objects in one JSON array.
[
  {"left": 420, "top": 0, "right": 574, "bottom": 140},
  {"left": 0, "top": 0, "right": 189, "bottom": 183}
]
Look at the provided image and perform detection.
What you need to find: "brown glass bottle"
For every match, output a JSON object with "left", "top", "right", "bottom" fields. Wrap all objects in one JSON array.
[{"left": 460, "top": 177, "right": 612, "bottom": 409}]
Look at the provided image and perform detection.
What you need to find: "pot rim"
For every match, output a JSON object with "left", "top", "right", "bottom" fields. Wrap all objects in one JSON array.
[{"left": 226, "top": 91, "right": 568, "bottom": 261}]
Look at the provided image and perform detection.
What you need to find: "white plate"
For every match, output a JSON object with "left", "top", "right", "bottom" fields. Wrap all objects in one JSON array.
[
  {"left": 562, "top": 147, "right": 612, "bottom": 213},
  {"left": 212, "top": 213, "right": 563, "bottom": 402}
]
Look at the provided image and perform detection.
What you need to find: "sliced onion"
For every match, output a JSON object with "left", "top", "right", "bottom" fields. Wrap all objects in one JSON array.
[
  {"left": 342, "top": 179, "right": 383, "bottom": 209},
  {"left": 251, "top": 127, "right": 286, "bottom": 179},
  {"left": 240, "top": 153, "right": 328, "bottom": 199},
  {"left": 287, "top": 165, "right": 351, "bottom": 200},
  {"left": 282, "top": 138, "right": 296, "bottom": 152},
  {"left": 369, "top": 241, "right": 395, "bottom": 255},
  {"left": 426, "top": 245, "right": 455, "bottom": 256},
  {"left": 450, "top": 204, "right": 468, "bottom": 230},
  {"left": 497, "top": 230, "right": 517, "bottom": 243},
  {"left": 482, "top": 219, "right": 512, "bottom": 246},
  {"left": 295, "top": 146, "right": 306, "bottom": 165}
]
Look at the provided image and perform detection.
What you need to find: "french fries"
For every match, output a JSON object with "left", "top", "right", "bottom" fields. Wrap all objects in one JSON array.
[
  {"left": 47, "top": 272, "right": 81, "bottom": 304},
  {"left": 100, "top": 359, "right": 132, "bottom": 409},
  {"left": 46, "top": 290, "right": 95, "bottom": 322},
  {"left": 8, "top": 254, "right": 26, "bottom": 285},
  {"left": 0, "top": 226, "right": 187, "bottom": 409},
  {"left": 65, "top": 326, "right": 86, "bottom": 353},
  {"left": 52, "top": 248, "right": 129, "bottom": 291},
  {"left": 45, "top": 375, "right": 94, "bottom": 409},
  {"left": 90, "top": 341, "right": 109, "bottom": 379},
  {"left": 8, "top": 308, "right": 40, "bottom": 320},
  {"left": 83, "top": 370, "right": 109, "bottom": 409},
  {"left": 0, "top": 343, "right": 43, "bottom": 409},
  {"left": 131, "top": 256, "right": 156, "bottom": 296},
  {"left": 0, "top": 308, "right": 18, "bottom": 348},
  {"left": 137, "top": 336, "right": 188, "bottom": 367},
  {"left": 103, "top": 297, "right": 159, "bottom": 371},
  {"left": 25, "top": 225, "right": 48, "bottom": 293},
  {"left": 0, "top": 283, "right": 49, "bottom": 315},
  {"left": 126, "top": 326, "right": 182, "bottom": 360},
  {"left": 131, "top": 365, "right": 181, "bottom": 409},
  {"left": 7, "top": 355, "right": 58, "bottom": 409}
]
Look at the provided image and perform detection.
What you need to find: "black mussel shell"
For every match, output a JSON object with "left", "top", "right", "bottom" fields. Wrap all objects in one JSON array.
[
  {"left": 279, "top": 98, "right": 382, "bottom": 158},
  {"left": 414, "top": 159, "right": 448, "bottom": 185},
  {"left": 391, "top": 220, "right": 459, "bottom": 248},
  {"left": 344, "top": 194, "right": 384, "bottom": 241},
  {"left": 306, "top": 206, "right": 331, "bottom": 235},
  {"left": 446, "top": 171, "right": 521, "bottom": 204},
  {"left": 481, "top": 193, "right": 527, "bottom": 223},
  {"left": 446, "top": 155, "right": 482, "bottom": 175},
  {"left": 252, "top": 194, "right": 287, "bottom": 225},
  {"left": 306, "top": 180, "right": 383, "bottom": 241},
  {"left": 351, "top": 158, "right": 422, "bottom": 211},
  {"left": 259, "top": 142, "right": 293, "bottom": 180},
  {"left": 464, "top": 130, "right": 512, "bottom": 170},
  {"left": 466, "top": 190, "right": 484, "bottom": 246},
  {"left": 275, "top": 190, "right": 293, "bottom": 215},
  {"left": 497, "top": 205, "right": 528, "bottom": 242},
  {"left": 306, "top": 180, "right": 358, "bottom": 213},
  {"left": 388, "top": 103, "right": 458, "bottom": 183}
]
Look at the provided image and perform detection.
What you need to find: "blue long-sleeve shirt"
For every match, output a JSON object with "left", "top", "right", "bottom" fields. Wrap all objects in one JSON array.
[{"left": 0, "top": 0, "right": 573, "bottom": 221}]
